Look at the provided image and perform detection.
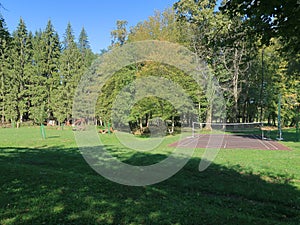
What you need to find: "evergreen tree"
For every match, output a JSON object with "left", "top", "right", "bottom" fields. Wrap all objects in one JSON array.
[
  {"left": 56, "top": 22, "right": 83, "bottom": 124},
  {"left": 78, "top": 27, "right": 90, "bottom": 52},
  {"left": 0, "top": 13, "right": 10, "bottom": 123},
  {"left": 9, "top": 18, "right": 32, "bottom": 126},
  {"left": 30, "top": 20, "right": 61, "bottom": 124},
  {"left": 78, "top": 27, "right": 95, "bottom": 68},
  {"left": 30, "top": 30, "right": 47, "bottom": 124},
  {"left": 0, "top": 12, "right": 10, "bottom": 49},
  {"left": 41, "top": 20, "right": 61, "bottom": 119}
]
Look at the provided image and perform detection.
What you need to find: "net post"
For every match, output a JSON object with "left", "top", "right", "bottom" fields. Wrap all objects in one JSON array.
[
  {"left": 192, "top": 122, "right": 195, "bottom": 138},
  {"left": 259, "top": 122, "right": 264, "bottom": 140}
]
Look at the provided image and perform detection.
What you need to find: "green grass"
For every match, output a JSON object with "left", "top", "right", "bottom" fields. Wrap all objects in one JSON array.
[{"left": 0, "top": 126, "right": 299, "bottom": 224}]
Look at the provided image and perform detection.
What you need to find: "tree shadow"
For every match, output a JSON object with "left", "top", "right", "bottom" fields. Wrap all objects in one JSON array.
[
  {"left": 0, "top": 146, "right": 299, "bottom": 224},
  {"left": 46, "top": 135, "right": 60, "bottom": 139},
  {"left": 267, "top": 129, "right": 299, "bottom": 143}
]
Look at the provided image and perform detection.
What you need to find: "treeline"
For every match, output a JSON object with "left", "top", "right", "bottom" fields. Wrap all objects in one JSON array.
[
  {"left": 0, "top": 0, "right": 299, "bottom": 131},
  {"left": 99, "top": 1, "right": 299, "bottom": 132},
  {"left": 0, "top": 17, "right": 95, "bottom": 126}
]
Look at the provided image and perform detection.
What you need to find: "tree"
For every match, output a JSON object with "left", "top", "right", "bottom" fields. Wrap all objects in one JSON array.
[
  {"left": 30, "top": 30, "right": 48, "bottom": 124},
  {"left": 56, "top": 22, "right": 83, "bottom": 124},
  {"left": 128, "top": 9, "right": 184, "bottom": 44},
  {"left": 111, "top": 20, "right": 128, "bottom": 47},
  {"left": 174, "top": 0, "right": 227, "bottom": 126},
  {"left": 0, "top": 12, "right": 10, "bottom": 48},
  {"left": 221, "top": 0, "right": 300, "bottom": 54},
  {"left": 9, "top": 18, "right": 33, "bottom": 126},
  {"left": 29, "top": 20, "right": 61, "bottom": 124},
  {"left": 0, "top": 12, "right": 10, "bottom": 123},
  {"left": 175, "top": 0, "right": 261, "bottom": 123},
  {"left": 218, "top": 17, "right": 256, "bottom": 122},
  {"left": 78, "top": 27, "right": 95, "bottom": 68}
]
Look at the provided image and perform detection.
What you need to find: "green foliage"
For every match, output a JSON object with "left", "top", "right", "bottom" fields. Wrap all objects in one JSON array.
[
  {"left": 0, "top": 2, "right": 298, "bottom": 130},
  {"left": 0, "top": 14, "right": 96, "bottom": 126},
  {"left": 96, "top": 61, "right": 201, "bottom": 132},
  {"left": 29, "top": 20, "right": 61, "bottom": 124},
  {"left": 221, "top": 0, "right": 300, "bottom": 54},
  {"left": 0, "top": 29, "right": 10, "bottom": 123},
  {"left": 8, "top": 18, "right": 33, "bottom": 124},
  {"left": 128, "top": 9, "right": 184, "bottom": 44},
  {"left": 174, "top": 0, "right": 299, "bottom": 126},
  {"left": 58, "top": 23, "right": 83, "bottom": 122},
  {"left": 78, "top": 27, "right": 95, "bottom": 68},
  {"left": 110, "top": 20, "right": 128, "bottom": 47}
]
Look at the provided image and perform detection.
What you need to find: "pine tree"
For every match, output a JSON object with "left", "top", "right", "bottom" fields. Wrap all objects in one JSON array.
[
  {"left": 56, "top": 22, "right": 82, "bottom": 124},
  {"left": 78, "top": 27, "right": 90, "bottom": 52},
  {"left": 78, "top": 27, "right": 95, "bottom": 68},
  {"left": 0, "top": 12, "right": 10, "bottom": 48},
  {"left": 29, "top": 20, "right": 61, "bottom": 124},
  {"left": 0, "top": 13, "right": 11, "bottom": 124},
  {"left": 9, "top": 18, "right": 32, "bottom": 126},
  {"left": 30, "top": 30, "right": 48, "bottom": 124},
  {"left": 41, "top": 20, "right": 61, "bottom": 119}
]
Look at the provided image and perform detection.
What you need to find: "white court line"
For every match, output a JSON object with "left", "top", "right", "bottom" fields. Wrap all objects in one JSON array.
[
  {"left": 264, "top": 140, "right": 278, "bottom": 150},
  {"left": 178, "top": 138, "right": 199, "bottom": 147},
  {"left": 178, "top": 139, "right": 195, "bottom": 146},
  {"left": 253, "top": 134, "right": 278, "bottom": 150},
  {"left": 252, "top": 135, "right": 270, "bottom": 150},
  {"left": 223, "top": 141, "right": 227, "bottom": 149}
]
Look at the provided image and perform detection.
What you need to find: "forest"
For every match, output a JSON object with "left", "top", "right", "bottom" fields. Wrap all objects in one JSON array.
[{"left": 0, "top": 0, "right": 299, "bottom": 132}]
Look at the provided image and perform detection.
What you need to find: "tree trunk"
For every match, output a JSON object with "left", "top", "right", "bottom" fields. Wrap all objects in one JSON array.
[
  {"left": 233, "top": 49, "right": 239, "bottom": 122},
  {"left": 1, "top": 105, "right": 4, "bottom": 124},
  {"left": 242, "top": 101, "right": 247, "bottom": 123},
  {"left": 146, "top": 114, "right": 149, "bottom": 128},
  {"left": 139, "top": 118, "right": 143, "bottom": 131},
  {"left": 205, "top": 105, "right": 212, "bottom": 130}
]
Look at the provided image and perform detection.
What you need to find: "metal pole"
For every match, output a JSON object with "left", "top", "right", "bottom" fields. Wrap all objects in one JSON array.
[
  {"left": 296, "top": 104, "right": 300, "bottom": 142},
  {"left": 40, "top": 124, "right": 46, "bottom": 139},
  {"left": 277, "top": 94, "right": 283, "bottom": 140},
  {"left": 260, "top": 48, "right": 264, "bottom": 124}
]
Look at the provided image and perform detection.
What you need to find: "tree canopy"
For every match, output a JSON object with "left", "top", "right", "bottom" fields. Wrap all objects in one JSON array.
[
  {"left": 0, "top": 1, "right": 298, "bottom": 134},
  {"left": 220, "top": 0, "right": 300, "bottom": 54}
]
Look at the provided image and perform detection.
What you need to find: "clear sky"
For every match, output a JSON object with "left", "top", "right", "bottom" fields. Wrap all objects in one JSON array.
[{"left": 0, "top": 0, "right": 176, "bottom": 53}]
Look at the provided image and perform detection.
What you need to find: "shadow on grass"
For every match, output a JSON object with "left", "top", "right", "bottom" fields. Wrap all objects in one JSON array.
[
  {"left": 266, "top": 128, "right": 299, "bottom": 143},
  {"left": 0, "top": 146, "right": 299, "bottom": 225},
  {"left": 46, "top": 135, "right": 61, "bottom": 139}
]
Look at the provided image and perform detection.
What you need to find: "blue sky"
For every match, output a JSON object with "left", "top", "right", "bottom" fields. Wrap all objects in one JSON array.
[{"left": 1, "top": 0, "right": 176, "bottom": 53}]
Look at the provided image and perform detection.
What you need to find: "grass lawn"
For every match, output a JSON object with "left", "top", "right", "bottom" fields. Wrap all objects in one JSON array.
[{"left": 0, "top": 126, "right": 299, "bottom": 224}]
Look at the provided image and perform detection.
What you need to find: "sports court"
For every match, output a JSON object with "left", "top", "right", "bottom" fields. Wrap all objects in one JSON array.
[{"left": 169, "top": 134, "right": 290, "bottom": 150}]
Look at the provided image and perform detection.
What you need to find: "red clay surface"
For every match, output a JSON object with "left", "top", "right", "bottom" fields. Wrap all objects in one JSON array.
[{"left": 169, "top": 134, "right": 290, "bottom": 150}]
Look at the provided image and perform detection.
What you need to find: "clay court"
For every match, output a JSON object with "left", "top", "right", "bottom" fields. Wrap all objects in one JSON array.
[{"left": 169, "top": 134, "right": 290, "bottom": 150}]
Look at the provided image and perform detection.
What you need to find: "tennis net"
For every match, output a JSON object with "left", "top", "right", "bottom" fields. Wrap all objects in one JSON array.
[{"left": 192, "top": 122, "right": 263, "bottom": 138}]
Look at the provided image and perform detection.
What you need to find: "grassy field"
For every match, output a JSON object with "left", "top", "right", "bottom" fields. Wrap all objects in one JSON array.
[{"left": 0, "top": 126, "right": 299, "bottom": 224}]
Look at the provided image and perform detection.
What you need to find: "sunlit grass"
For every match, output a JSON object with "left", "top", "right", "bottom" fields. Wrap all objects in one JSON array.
[{"left": 0, "top": 126, "right": 299, "bottom": 224}]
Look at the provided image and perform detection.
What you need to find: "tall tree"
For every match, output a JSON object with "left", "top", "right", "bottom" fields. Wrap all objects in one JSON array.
[
  {"left": 174, "top": 0, "right": 226, "bottom": 126},
  {"left": 111, "top": 20, "right": 128, "bottom": 47},
  {"left": 0, "top": 12, "right": 10, "bottom": 48},
  {"left": 78, "top": 27, "right": 95, "bottom": 68},
  {"left": 29, "top": 20, "right": 61, "bottom": 124},
  {"left": 221, "top": 0, "right": 300, "bottom": 55},
  {"left": 218, "top": 17, "right": 256, "bottom": 122},
  {"left": 9, "top": 18, "right": 32, "bottom": 126},
  {"left": 175, "top": 0, "right": 260, "bottom": 123},
  {"left": 0, "top": 12, "right": 10, "bottom": 123},
  {"left": 128, "top": 9, "right": 184, "bottom": 44},
  {"left": 55, "top": 22, "right": 82, "bottom": 124}
]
